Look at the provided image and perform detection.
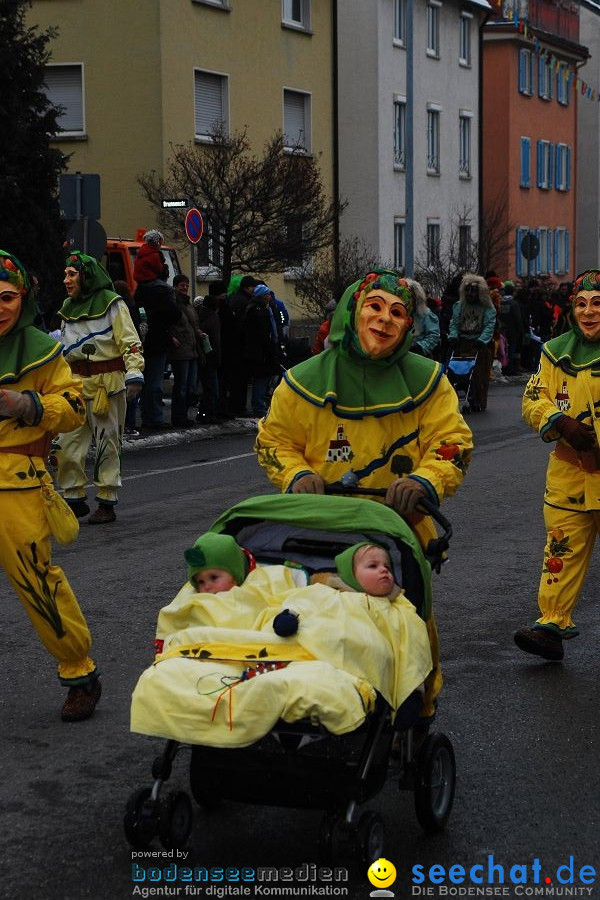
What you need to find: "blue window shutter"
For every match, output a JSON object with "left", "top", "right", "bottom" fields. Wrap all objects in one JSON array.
[
  {"left": 538, "top": 57, "right": 543, "bottom": 95},
  {"left": 566, "top": 230, "right": 570, "bottom": 272},
  {"left": 549, "top": 64, "right": 553, "bottom": 99},
  {"left": 566, "top": 146, "right": 571, "bottom": 190},
  {"left": 555, "top": 144, "right": 562, "bottom": 190},
  {"left": 516, "top": 228, "right": 523, "bottom": 276},
  {"left": 554, "top": 231, "right": 559, "bottom": 274},
  {"left": 524, "top": 138, "right": 530, "bottom": 187},
  {"left": 548, "top": 143, "right": 553, "bottom": 189},
  {"left": 536, "top": 141, "right": 542, "bottom": 187},
  {"left": 550, "top": 230, "right": 555, "bottom": 274},
  {"left": 519, "top": 51, "right": 525, "bottom": 93},
  {"left": 535, "top": 228, "right": 541, "bottom": 275}
]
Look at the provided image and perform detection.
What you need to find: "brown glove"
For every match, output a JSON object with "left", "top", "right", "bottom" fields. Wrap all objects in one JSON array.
[
  {"left": 554, "top": 415, "right": 597, "bottom": 452},
  {"left": 0, "top": 389, "right": 36, "bottom": 424},
  {"left": 291, "top": 473, "right": 325, "bottom": 494},
  {"left": 385, "top": 477, "right": 428, "bottom": 516}
]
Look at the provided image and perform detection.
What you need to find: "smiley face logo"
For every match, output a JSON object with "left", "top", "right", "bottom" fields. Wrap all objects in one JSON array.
[{"left": 367, "top": 858, "right": 397, "bottom": 889}]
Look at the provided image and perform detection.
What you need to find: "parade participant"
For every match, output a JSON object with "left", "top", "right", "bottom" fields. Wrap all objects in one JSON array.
[
  {"left": 55, "top": 251, "right": 144, "bottom": 524},
  {"left": 405, "top": 278, "right": 441, "bottom": 358},
  {"left": 256, "top": 269, "right": 473, "bottom": 723},
  {"left": 184, "top": 532, "right": 250, "bottom": 594},
  {"left": 515, "top": 269, "right": 600, "bottom": 661},
  {"left": 0, "top": 250, "right": 101, "bottom": 721},
  {"left": 447, "top": 274, "right": 496, "bottom": 411}
]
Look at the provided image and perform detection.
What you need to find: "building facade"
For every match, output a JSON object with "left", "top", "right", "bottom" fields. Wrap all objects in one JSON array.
[
  {"left": 28, "top": 0, "right": 334, "bottom": 308},
  {"left": 576, "top": 0, "right": 600, "bottom": 273},
  {"left": 337, "top": 0, "right": 490, "bottom": 284},
  {"left": 482, "top": 0, "right": 587, "bottom": 281}
]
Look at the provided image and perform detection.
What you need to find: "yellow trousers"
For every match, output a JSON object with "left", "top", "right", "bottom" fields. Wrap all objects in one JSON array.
[
  {"left": 0, "top": 487, "right": 96, "bottom": 684},
  {"left": 56, "top": 392, "right": 125, "bottom": 505},
  {"left": 535, "top": 504, "right": 600, "bottom": 637}
]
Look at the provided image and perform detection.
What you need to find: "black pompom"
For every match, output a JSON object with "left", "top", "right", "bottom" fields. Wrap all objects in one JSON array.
[{"left": 273, "top": 609, "right": 299, "bottom": 637}]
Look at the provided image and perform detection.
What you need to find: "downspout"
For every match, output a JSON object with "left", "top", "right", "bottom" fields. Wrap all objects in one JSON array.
[
  {"left": 406, "top": 0, "right": 414, "bottom": 276},
  {"left": 332, "top": 0, "right": 340, "bottom": 292},
  {"left": 478, "top": 8, "right": 492, "bottom": 272}
]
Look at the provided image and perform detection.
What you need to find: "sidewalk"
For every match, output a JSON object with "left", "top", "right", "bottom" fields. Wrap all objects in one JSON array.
[{"left": 122, "top": 412, "right": 259, "bottom": 451}]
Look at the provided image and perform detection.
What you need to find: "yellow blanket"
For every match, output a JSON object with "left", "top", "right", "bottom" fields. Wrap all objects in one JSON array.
[{"left": 131, "top": 567, "right": 432, "bottom": 747}]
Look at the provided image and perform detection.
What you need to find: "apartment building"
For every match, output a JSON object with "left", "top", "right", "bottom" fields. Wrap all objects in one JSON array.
[
  {"left": 482, "top": 0, "right": 587, "bottom": 281},
  {"left": 337, "top": 0, "right": 490, "bottom": 279},
  {"left": 28, "top": 0, "right": 334, "bottom": 304},
  {"left": 577, "top": 0, "right": 600, "bottom": 272}
]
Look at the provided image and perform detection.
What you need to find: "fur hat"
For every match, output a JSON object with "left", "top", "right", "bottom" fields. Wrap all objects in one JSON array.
[
  {"left": 143, "top": 229, "right": 164, "bottom": 246},
  {"left": 459, "top": 273, "right": 494, "bottom": 307},
  {"left": 184, "top": 533, "right": 249, "bottom": 587},
  {"left": 404, "top": 278, "right": 428, "bottom": 316}
]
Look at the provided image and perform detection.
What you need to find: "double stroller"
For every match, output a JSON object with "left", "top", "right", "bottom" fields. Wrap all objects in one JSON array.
[{"left": 124, "top": 492, "right": 456, "bottom": 864}]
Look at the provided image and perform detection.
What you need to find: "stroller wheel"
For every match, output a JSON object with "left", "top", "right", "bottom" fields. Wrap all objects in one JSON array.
[
  {"left": 357, "top": 810, "right": 385, "bottom": 865},
  {"left": 158, "top": 790, "right": 193, "bottom": 850},
  {"left": 318, "top": 813, "right": 354, "bottom": 865},
  {"left": 461, "top": 403, "right": 471, "bottom": 414},
  {"left": 124, "top": 787, "right": 158, "bottom": 849},
  {"left": 414, "top": 732, "right": 456, "bottom": 834}
]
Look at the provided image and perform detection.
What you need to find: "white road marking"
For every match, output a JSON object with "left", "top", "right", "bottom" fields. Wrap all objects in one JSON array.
[{"left": 121, "top": 452, "right": 256, "bottom": 483}]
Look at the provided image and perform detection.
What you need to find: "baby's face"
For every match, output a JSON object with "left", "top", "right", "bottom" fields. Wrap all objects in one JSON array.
[
  {"left": 193, "top": 567, "right": 236, "bottom": 594},
  {"left": 353, "top": 546, "right": 394, "bottom": 597}
]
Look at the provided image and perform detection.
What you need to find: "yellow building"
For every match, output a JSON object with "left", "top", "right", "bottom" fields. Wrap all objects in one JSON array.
[{"left": 28, "top": 0, "right": 334, "bottom": 315}]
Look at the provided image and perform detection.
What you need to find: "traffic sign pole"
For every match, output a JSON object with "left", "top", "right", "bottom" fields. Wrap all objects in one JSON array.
[
  {"left": 184, "top": 207, "right": 204, "bottom": 297},
  {"left": 190, "top": 242, "right": 195, "bottom": 298}
]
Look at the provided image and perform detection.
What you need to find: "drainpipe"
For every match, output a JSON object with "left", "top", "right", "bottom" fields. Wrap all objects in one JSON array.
[
  {"left": 478, "top": 8, "right": 491, "bottom": 272},
  {"left": 406, "top": 0, "right": 414, "bottom": 276},
  {"left": 332, "top": 0, "right": 340, "bottom": 292}
]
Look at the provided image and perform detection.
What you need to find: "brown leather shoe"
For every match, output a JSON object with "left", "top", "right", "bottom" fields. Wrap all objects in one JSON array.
[
  {"left": 61, "top": 678, "right": 102, "bottom": 722},
  {"left": 514, "top": 627, "right": 564, "bottom": 661},
  {"left": 88, "top": 504, "right": 116, "bottom": 524}
]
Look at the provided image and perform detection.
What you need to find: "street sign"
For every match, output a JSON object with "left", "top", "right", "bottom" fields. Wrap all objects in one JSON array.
[
  {"left": 60, "top": 173, "right": 101, "bottom": 220},
  {"left": 185, "top": 208, "right": 204, "bottom": 244},
  {"left": 65, "top": 217, "right": 107, "bottom": 260},
  {"left": 521, "top": 231, "right": 540, "bottom": 260},
  {"left": 161, "top": 199, "right": 188, "bottom": 209}
]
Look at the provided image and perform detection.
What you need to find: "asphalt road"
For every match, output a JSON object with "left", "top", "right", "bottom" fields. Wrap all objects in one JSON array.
[{"left": 1, "top": 380, "right": 598, "bottom": 900}]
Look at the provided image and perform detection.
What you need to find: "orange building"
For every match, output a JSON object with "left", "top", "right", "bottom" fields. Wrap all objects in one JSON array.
[{"left": 482, "top": 0, "right": 587, "bottom": 281}]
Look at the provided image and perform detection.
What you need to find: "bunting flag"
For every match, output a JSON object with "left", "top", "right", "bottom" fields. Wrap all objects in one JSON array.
[{"left": 503, "top": 13, "right": 598, "bottom": 100}]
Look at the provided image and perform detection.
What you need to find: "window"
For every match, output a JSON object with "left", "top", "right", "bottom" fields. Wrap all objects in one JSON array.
[
  {"left": 459, "top": 12, "right": 472, "bottom": 66},
  {"left": 459, "top": 113, "right": 472, "bottom": 176},
  {"left": 557, "top": 64, "right": 570, "bottom": 105},
  {"left": 459, "top": 224, "right": 472, "bottom": 269},
  {"left": 282, "top": 0, "right": 310, "bottom": 30},
  {"left": 555, "top": 143, "right": 571, "bottom": 191},
  {"left": 427, "top": 2, "right": 441, "bottom": 57},
  {"left": 394, "top": 0, "right": 406, "bottom": 43},
  {"left": 518, "top": 49, "right": 534, "bottom": 95},
  {"left": 43, "top": 64, "right": 84, "bottom": 135},
  {"left": 427, "top": 221, "right": 441, "bottom": 266},
  {"left": 554, "top": 228, "right": 570, "bottom": 275},
  {"left": 520, "top": 137, "right": 531, "bottom": 188},
  {"left": 538, "top": 228, "right": 552, "bottom": 275},
  {"left": 394, "top": 98, "right": 406, "bottom": 168},
  {"left": 538, "top": 57, "right": 553, "bottom": 100},
  {"left": 283, "top": 89, "right": 311, "bottom": 152},
  {"left": 536, "top": 140, "right": 553, "bottom": 189},
  {"left": 427, "top": 108, "right": 440, "bottom": 173},
  {"left": 196, "top": 213, "right": 225, "bottom": 277},
  {"left": 394, "top": 220, "right": 406, "bottom": 270},
  {"left": 194, "top": 70, "right": 228, "bottom": 138}
]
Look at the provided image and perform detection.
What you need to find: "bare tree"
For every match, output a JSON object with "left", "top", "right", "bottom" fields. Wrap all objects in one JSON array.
[
  {"left": 414, "top": 206, "right": 478, "bottom": 297},
  {"left": 137, "top": 124, "right": 342, "bottom": 283},
  {"left": 293, "top": 236, "right": 392, "bottom": 320},
  {"left": 478, "top": 190, "right": 515, "bottom": 275}
]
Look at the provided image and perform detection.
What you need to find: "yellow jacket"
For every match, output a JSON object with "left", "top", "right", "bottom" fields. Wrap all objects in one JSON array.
[
  {"left": 0, "top": 355, "right": 85, "bottom": 490},
  {"left": 523, "top": 354, "right": 600, "bottom": 512},
  {"left": 256, "top": 373, "right": 473, "bottom": 504}
]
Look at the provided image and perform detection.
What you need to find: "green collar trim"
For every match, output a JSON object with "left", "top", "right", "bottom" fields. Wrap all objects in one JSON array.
[
  {"left": 543, "top": 329, "right": 600, "bottom": 374},
  {"left": 0, "top": 341, "right": 63, "bottom": 385},
  {"left": 59, "top": 290, "right": 121, "bottom": 322}
]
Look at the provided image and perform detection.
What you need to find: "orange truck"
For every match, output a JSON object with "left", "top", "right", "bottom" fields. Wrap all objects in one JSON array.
[{"left": 101, "top": 229, "right": 182, "bottom": 295}]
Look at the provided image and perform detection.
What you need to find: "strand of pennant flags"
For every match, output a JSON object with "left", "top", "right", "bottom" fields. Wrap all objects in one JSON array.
[{"left": 503, "top": 11, "right": 597, "bottom": 101}]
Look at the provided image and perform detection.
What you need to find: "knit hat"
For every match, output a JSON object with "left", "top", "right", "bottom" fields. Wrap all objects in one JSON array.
[
  {"left": 486, "top": 276, "right": 503, "bottom": 291},
  {"left": 253, "top": 284, "right": 271, "bottom": 298},
  {"left": 184, "top": 533, "right": 249, "bottom": 586},
  {"left": 334, "top": 542, "right": 384, "bottom": 592},
  {"left": 143, "top": 229, "right": 164, "bottom": 246}
]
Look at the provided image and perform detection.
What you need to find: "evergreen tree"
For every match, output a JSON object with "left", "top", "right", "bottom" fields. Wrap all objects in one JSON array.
[{"left": 0, "top": 0, "right": 66, "bottom": 317}]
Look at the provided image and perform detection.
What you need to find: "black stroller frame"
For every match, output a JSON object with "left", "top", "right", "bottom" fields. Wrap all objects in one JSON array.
[
  {"left": 446, "top": 350, "right": 480, "bottom": 413},
  {"left": 124, "top": 493, "right": 456, "bottom": 864}
]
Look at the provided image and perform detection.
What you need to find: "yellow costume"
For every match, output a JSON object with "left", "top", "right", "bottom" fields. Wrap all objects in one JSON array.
[
  {"left": 256, "top": 271, "right": 473, "bottom": 718},
  {"left": 523, "top": 348, "right": 600, "bottom": 637},
  {"left": 0, "top": 252, "right": 97, "bottom": 689}
]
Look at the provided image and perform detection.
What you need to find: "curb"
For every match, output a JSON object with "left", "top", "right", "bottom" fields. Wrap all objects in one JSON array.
[{"left": 121, "top": 417, "right": 259, "bottom": 451}]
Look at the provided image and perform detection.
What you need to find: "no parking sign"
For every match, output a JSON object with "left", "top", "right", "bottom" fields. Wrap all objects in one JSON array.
[{"left": 185, "top": 208, "right": 204, "bottom": 244}]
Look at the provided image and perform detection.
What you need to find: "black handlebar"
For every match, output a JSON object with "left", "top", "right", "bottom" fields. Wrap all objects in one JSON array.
[{"left": 324, "top": 483, "right": 452, "bottom": 573}]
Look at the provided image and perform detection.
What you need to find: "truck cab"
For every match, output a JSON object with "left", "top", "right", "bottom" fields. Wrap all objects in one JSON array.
[{"left": 101, "top": 230, "right": 182, "bottom": 295}]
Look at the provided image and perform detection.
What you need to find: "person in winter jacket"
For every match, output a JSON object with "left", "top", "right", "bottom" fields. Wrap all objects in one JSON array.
[
  {"left": 405, "top": 278, "right": 441, "bottom": 358},
  {"left": 448, "top": 274, "right": 497, "bottom": 411}
]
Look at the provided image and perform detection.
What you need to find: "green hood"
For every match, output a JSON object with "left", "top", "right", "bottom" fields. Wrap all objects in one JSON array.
[
  {"left": 209, "top": 493, "right": 432, "bottom": 618},
  {"left": 543, "top": 328, "right": 600, "bottom": 375},
  {"left": 59, "top": 251, "right": 121, "bottom": 321},
  {"left": 0, "top": 250, "right": 62, "bottom": 384},
  {"left": 284, "top": 269, "right": 442, "bottom": 417},
  {"left": 184, "top": 532, "right": 249, "bottom": 586}
]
